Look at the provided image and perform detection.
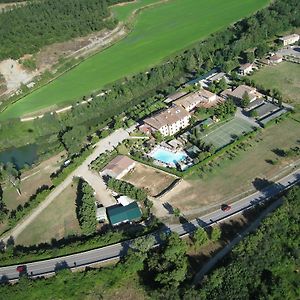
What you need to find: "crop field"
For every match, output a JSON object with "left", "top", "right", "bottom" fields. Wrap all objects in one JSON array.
[
  {"left": 200, "top": 118, "right": 254, "bottom": 149},
  {"left": 251, "top": 62, "right": 300, "bottom": 104},
  {"left": 0, "top": 0, "right": 269, "bottom": 119}
]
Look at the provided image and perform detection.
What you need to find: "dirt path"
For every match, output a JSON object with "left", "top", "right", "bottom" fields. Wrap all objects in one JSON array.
[{"left": 1, "top": 127, "right": 135, "bottom": 242}]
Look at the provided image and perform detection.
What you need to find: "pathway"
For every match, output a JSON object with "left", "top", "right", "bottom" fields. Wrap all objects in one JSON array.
[{"left": 2, "top": 126, "right": 136, "bottom": 242}]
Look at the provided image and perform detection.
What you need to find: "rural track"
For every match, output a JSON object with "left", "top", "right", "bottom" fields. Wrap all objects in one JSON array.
[{"left": 1, "top": 126, "right": 136, "bottom": 243}]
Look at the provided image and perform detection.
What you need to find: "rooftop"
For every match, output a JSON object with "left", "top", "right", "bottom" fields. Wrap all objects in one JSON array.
[
  {"left": 230, "top": 85, "right": 258, "bottom": 101},
  {"left": 239, "top": 63, "right": 253, "bottom": 71},
  {"left": 279, "top": 34, "right": 299, "bottom": 41},
  {"left": 96, "top": 207, "right": 107, "bottom": 221},
  {"left": 165, "top": 91, "right": 189, "bottom": 103},
  {"left": 107, "top": 202, "right": 142, "bottom": 226},
  {"left": 269, "top": 54, "right": 282, "bottom": 61},
  {"left": 254, "top": 102, "right": 279, "bottom": 119},
  {"left": 102, "top": 155, "right": 135, "bottom": 177},
  {"left": 144, "top": 105, "right": 190, "bottom": 130}
]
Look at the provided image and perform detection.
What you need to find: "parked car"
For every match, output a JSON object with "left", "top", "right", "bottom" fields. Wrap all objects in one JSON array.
[{"left": 221, "top": 204, "right": 231, "bottom": 211}]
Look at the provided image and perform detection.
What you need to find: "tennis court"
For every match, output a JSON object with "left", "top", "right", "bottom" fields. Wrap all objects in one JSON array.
[{"left": 200, "top": 118, "right": 254, "bottom": 149}]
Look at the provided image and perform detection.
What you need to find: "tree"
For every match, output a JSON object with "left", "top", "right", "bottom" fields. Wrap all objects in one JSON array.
[
  {"left": 75, "top": 179, "right": 97, "bottom": 235},
  {"left": 241, "top": 91, "right": 250, "bottom": 108},
  {"left": 255, "top": 43, "right": 269, "bottom": 58},
  {"left": 0, "top": 184, "right": 7, "bottom": 222},
  {"left": 147, "top": 233, "right": 188, "bottom": 287},
  {"left": 173, "top": 207, "right": 181, "bottom": 218},
  {"left": 210, "top": 226, "right": 222, "bottom": 241},
  {"left": 245, "top": 51, "right": 255, "bottom": 63},
  {"left": 193, "top": 227, "right": 209, "bottom": 249}
]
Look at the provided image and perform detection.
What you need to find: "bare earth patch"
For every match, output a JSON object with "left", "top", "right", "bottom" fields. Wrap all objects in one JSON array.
[
  {"left": 0, "top": 59, "right": 37, "bottom": 93},
  {"left": 122, "top": 162, "right": 177, "bottom": 197}
]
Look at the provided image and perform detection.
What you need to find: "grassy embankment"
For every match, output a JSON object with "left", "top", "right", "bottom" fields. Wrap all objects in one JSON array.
[{"left": 0, "top": 0, "right": 269, "bottom": 119}]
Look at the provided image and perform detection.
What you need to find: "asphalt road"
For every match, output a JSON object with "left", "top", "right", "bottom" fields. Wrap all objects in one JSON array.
[{"left": 0, "top": 168, "right": 299, "bottom": 283}]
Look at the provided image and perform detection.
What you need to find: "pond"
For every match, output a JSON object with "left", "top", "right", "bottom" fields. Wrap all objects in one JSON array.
[{"left": 0, "top": 144, "right": 38, "bottom": 170}]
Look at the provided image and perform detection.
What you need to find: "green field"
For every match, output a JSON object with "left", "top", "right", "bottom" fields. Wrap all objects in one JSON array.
[
  {"left": 15, "top": 183, "right": 81, "bottom": 246},
  {"left": 0, "top": 0, "right": 269, "bottom": 119},
  {"left": 200, "top": 117, "right": 254, "bottom": 149},
  {"left": 251, "top": 62, "right": 300, "bottom": 104}
]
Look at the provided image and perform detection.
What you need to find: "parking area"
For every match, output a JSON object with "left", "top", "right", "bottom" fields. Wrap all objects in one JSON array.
[{"left": 200, "top": 118, "right": 254, "bottom": 149}]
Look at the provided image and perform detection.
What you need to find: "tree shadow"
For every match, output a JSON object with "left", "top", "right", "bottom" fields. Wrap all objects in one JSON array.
[
  {"left": 272, "top": 148, "right": 286, "bottom": 157},
  {"left": 54, "top": 261, "right": 69, "bottom": 273},
  {"left": 162, "top": 202, "right": 174, "bottom": 214},
  {"left": 0, "top": 275, "right": 9, "bottom": 284}
]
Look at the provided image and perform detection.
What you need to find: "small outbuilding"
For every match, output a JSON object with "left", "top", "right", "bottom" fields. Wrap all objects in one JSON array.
[
  {"left": 238, "top": 63, "right": 253, "bottom": 76},
  {"left": 101, "top": 155, "right": 136, "bottom": 179},
  {"left": 96, "top": 207, "right": 108, "bottom": 222}
]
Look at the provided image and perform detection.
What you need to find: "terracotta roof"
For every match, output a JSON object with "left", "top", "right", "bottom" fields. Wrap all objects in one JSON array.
[
  {"left": 239, "top": 63, "right": 253, "bottom": 71},
  {"left": 269, "top": 55, "right": 282, "bottom": 61},
  {"left": 230, "top": 85, "right": 257, "bottom": 101},
  {"left": 174, "top": 92, "right": 202, "bottom": 109},
  {"left": 143, "top": 105, "right": 190, "bottom": 130},
  {"left": 102, "top": 155, "right": 135, "bottom": 177}
]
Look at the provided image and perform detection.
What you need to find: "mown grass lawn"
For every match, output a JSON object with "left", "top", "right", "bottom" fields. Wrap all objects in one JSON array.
[
  {"left": 251, "top": 62, "right": 300, "bottom": 104},
  {"left": 1, "top": 0, "right": 269, "bottom": 119},
  {"left": 15, "top": 183, "right": 81, "bottom": 246}
]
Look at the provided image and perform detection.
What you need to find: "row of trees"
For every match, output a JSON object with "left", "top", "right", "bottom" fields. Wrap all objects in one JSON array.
[
  {"left": 107, "top": 177, "right": 147, "bottom": 201},
  {"left": 75, "top": 178, "right": 97, "bottom": 236},
  {"left": 0, "top": 0, "right": 131, "bottom": 59}
]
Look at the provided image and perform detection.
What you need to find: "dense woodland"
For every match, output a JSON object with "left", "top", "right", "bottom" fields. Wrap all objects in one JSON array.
[
  {"left": 0, "top": 0, "right": 131, "bottom": 59},
  {"left": 0, "top": 0, "right": 298, "bottom": 158},
  {"left": 0, "top": 185, "right": 299, "bottom": 299}
]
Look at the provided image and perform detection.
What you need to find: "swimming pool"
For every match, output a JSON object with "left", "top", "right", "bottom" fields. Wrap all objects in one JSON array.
[{"left": 151, "top": 148, "right": 187, "bottom": 164}]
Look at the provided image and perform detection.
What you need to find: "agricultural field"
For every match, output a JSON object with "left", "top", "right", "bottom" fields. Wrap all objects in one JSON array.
[
  {"left": 15, "top": 183, "right": 81, "bottom": 246},
  {"left": 161, "top": 116, "right": 300, "bottom": 213},
  {"left": 0, "top": 0, "right": 269, "bottom": 120},
  {"left": 251, "top": 62, "right": 300, "bottom": 104},
  {"left": 122, "top": 162, "right": 177, "bottom": 197},
  {"left": 200, "top": 117, "right": 254, "bottom": 149}
]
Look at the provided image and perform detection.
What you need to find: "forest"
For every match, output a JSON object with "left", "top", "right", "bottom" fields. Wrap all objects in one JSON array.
[
  {"left": 0, "top": 0, "right": 131, "bottom": 59},
  {"left": 0, "top": 185, "right": 299, "bottom": 299}
]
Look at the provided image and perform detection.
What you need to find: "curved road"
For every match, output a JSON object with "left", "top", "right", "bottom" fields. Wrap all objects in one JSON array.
[{"left": 0, "top": 168, "right": 299, "bottom": 282}]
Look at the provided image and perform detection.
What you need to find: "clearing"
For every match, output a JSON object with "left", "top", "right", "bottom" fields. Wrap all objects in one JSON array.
[
  {"left": 15, "top": 182, "right": 81, "bottom": 246},
  {"left": 251, "top": 62, "right": 300, "bottom": 104},
  {"left": 122, "top": 162, "right": 177, "bottom": 197},
  {"left": 160, "top": 116, "right": 300, "bottom": 214},
  {"left": 0, "top": 0, "right": 269, "bottom": 119}
]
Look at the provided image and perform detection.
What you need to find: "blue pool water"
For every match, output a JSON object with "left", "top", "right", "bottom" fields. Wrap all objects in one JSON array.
[{"left": 151, "top": 149, "right": 187, "bottom": 164}]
